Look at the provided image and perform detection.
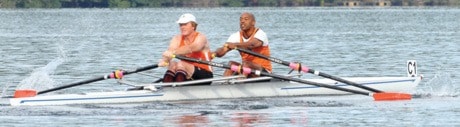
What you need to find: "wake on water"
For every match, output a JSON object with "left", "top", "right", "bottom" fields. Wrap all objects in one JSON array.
[{"left": 418, "top": 72, "right": 459, "bottom": 97}]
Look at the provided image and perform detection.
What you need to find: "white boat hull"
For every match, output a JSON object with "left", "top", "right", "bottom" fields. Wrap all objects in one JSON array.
[{"left": 9, "top": 76, "right": 422, "bottom": 106}]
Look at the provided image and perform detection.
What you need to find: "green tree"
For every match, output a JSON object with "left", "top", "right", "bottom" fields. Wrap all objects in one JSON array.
[
  {"left": 318, "top": 0, "right": 324, "bottom": 6},
  {"left": 0, "top": 0, "right": 16, "bottom": 8},
  {"left": 16, "top": 0, "right": 61, "bottom": 8},
  {"left": 131, "top": 0, "right": 169, "bottom": 7},
  {"left": 257, "top": 0, "right": 278, "bottom": 6},
  {"left": 108, "top": 0, "right": 131, "bottom": 8},
  {"left": 219, "top": 0, "right": 244, "bottom": 7},
  {"left": 45, "top": 0, "right": 62, "bottom": 8}
]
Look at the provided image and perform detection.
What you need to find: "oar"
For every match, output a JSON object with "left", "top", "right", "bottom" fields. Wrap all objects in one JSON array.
[
  {"left": 174, "top": 55, "right": 411, "bottom": 101},
  {"left": 14, "top": 64, "right": 159, "bottom": 98},
  {"left": 235, "top": 48, "right": 383, "bottom": 93}
]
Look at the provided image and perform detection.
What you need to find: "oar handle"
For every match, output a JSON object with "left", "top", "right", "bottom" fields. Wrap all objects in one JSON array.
[
  {"left": 174, "top": 55, "right": 370, "bottom": 96},
  {"left": 235, "top": 48, "right": 382, "bottom": 93},
  {"left": 37, "top": 64, "right": 158, "bottom": 95}
]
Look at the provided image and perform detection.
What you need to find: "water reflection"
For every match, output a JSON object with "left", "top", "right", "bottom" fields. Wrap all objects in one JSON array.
[
  {"left": 171, "top": 111, "right": 309, "bottom": 127},
  {"left": 288, "top": 111, "right": 309, "bottom": 126},
  {"left": 231, "top": 112, "right": 267, "bottom": 127},
  {"left": 176, "top": 114, "right": 209, "bottom": 127}
]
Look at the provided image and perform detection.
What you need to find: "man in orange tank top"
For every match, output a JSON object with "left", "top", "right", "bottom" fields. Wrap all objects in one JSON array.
[
  {"left": 159, "top": 13, "right": 213, "bottom": 84},
  {"left": 213, "top": 12, "right": 272, "bottom": 78}
]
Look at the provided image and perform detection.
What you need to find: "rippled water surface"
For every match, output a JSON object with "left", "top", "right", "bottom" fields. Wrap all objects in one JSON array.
[{"left": 0, "top": 7, "right": 459, "bottom": 126}]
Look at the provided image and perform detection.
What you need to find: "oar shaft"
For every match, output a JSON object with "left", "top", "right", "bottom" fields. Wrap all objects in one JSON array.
[
  {"left": 238, "top": 48, "right": 290, "bottom": 65},
  {"left": 38, "top": 76, "right": 105, "bottom": 95},
  {"left": 262, "top": 72, "right": 370, "bottom": 96},
  {"left": 124, "top": 64, "right": 159, "bottom": 75},
  {"left": 175, "top": 55, "right": 370, "bottom": 96},
  {"left": 308, "top": 69, "right": 383, "bottom": 92},
  {"left": 235, "top": 48, "right": 382, "bottom": 93},
  {"left": 37, "top": 64, "right": 158, "bottom": 95}
]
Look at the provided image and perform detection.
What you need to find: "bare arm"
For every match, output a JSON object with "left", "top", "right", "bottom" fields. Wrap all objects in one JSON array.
[
  {"left": 159, "top": 36, "right": 180, "bottom": 66},
  {"left": 227, "top": 38, "right": 263, "bottom": 49},
  {"left": 214, "top": 37, "right": 264, "bottom": 58},
  {"left": 213, "top": 45, "right": 231, "bottom": 58},
  {"left": 166, "top": 36, "right": 180, "bottom": 51},
  {"left": 174, "top": 34, "right": 208, "bottom": 55}
]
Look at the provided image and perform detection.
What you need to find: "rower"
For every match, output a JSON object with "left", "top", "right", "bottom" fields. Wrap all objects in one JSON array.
[
  {"left": 213, "top": 12, "right": 272, "bottom": 79},
  {"left": 158, "top": 13, "right": 214, "bottom": 85}
]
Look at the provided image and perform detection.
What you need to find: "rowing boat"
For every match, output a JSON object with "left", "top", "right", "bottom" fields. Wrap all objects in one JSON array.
[
  {"left": 9, "top": 75, "right": 421, "bottom": 106},
  {"left": 6, "top": 60, "right": 421, "bottom": 106}
]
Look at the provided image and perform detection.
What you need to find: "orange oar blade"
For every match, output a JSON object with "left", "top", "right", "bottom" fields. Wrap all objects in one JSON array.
[
  {"left": 373, "top": 92, "right": 412, "bottom": 101},
  {"left": 14, "top": 89, "right": 37, "bottom": 98}
]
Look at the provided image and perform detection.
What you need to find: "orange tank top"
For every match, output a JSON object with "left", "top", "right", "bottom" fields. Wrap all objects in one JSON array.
[
  {"left": 239, "top": 28, "right": 272, "bottom": 72},
  {"left": 180, "top": 32, "right": 213, "bottom": 72}
]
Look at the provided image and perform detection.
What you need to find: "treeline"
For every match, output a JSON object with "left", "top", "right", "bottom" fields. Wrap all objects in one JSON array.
[{"left": 0, "top": 0, "right": 459, "bottom": 8}]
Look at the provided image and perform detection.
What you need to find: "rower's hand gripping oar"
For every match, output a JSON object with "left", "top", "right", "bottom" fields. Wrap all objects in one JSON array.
[
  {"left": 14, "top": 64, "right": 159, "bottom": 98},
  {"left": 173, "top": 55, "right": 411, "bottom": 101}
]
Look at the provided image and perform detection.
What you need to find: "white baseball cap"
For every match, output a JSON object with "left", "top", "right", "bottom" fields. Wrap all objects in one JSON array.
[{"left": 176, "top": 13, "right": 197, "bottom": 24}]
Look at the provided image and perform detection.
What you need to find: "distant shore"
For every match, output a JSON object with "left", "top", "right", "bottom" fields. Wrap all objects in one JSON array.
[{"left": 0, "top": 0, "right": 459, "bottom": 8}]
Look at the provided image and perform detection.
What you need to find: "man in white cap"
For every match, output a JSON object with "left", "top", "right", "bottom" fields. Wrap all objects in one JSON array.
[{"left": 159, "top": 13, "right": 213, "bottom": 84}]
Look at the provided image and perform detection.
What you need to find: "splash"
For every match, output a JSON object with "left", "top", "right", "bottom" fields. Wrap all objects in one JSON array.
[
  {"left": 418, "top": 72, "right": 459, "bottom": 97},
  {"left": 16, "top": 58, "right": 63, "bottom": 90},
  {"left": 16, "top": 45, "right": 67, "bottom": 91}
]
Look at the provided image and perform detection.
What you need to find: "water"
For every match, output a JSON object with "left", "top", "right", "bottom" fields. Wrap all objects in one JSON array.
[{"left": 1, "top": 7, "right": 459, "bottom": 126}]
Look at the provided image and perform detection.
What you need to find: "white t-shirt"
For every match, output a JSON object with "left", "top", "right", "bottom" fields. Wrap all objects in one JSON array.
[{"left": 226, "top": 29, "right": 269, "bottom": 46}]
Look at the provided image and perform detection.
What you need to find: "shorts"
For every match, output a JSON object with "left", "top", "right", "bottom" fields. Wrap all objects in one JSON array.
[{"left": 190, "top": 66, "right": 213, "bottom": 85}]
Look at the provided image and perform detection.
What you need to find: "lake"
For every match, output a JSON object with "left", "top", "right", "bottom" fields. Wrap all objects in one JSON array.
[{"left": 0, "top": 7, "right": 459, "bottom": 126}]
